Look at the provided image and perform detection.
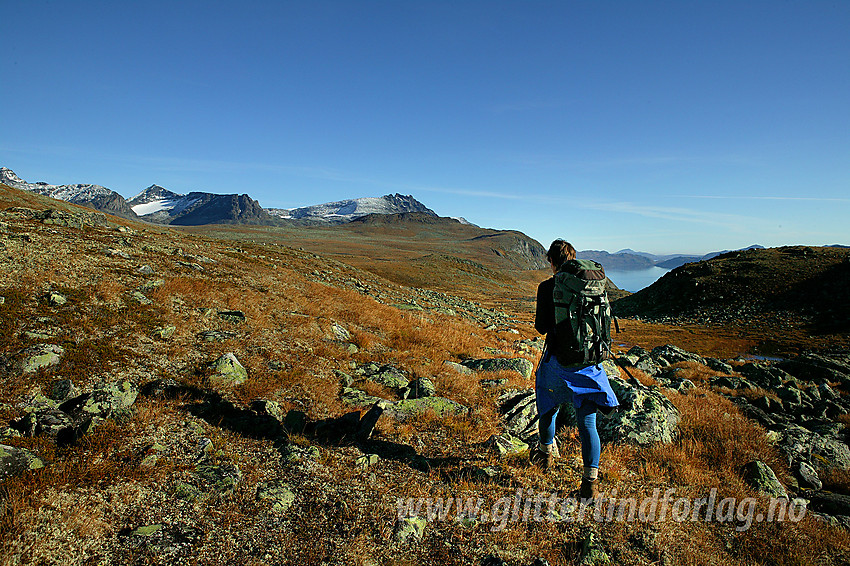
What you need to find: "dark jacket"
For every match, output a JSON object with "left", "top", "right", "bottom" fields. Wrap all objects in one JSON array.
[{"left": 535, "top": 277, "right": 582, "bottom": 366}]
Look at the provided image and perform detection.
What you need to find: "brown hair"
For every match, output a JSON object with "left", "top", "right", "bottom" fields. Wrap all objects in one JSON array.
[{"left": 546, "top": 239, "right": 576, "bottom": 269}]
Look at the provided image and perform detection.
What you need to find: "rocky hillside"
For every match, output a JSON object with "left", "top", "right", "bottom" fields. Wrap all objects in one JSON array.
[
  {"left": 613, "top": 246, "right": 850, "bottom": 333},
  {"left": 0, "top": 167, "right": 140, "bottom": 221},
  {"left": 1, "top": 182, "right": 849, "bottom": 565}
]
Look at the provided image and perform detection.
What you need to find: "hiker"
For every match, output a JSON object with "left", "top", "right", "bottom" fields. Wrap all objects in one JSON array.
[{"left": 531, "top": 239, "right": 619, "bottom": 499}]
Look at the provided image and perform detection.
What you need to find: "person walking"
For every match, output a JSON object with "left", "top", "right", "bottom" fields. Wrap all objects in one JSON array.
[{"left": 531, "top": 239, "right": 619, "bottom": 500}]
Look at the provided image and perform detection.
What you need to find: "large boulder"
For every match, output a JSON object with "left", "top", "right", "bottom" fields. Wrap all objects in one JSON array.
[
  {"left": 498, "top": 389, "right": 539, "bottom": 441},
  {"left": 595, "top": 360, "right": 680, "bottom": 445},
  {"left": 743, "top": 460, "right": 788, "bottom": 499},
  {"left": 650, "top": 345, "right": 705, "bottom": 367}
]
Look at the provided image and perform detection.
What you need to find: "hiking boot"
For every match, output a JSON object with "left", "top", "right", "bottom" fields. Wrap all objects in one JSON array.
[
  {"left": 578, "top": 478, "right": 599, "bottom": 500},
  {"left": 529, "top": 441, "right": 556, "bottom": 470}
]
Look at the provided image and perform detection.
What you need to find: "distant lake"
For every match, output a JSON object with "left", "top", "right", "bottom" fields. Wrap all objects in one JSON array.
[{"left": 606, "top": 267, "right": 670, "bottom": 293}]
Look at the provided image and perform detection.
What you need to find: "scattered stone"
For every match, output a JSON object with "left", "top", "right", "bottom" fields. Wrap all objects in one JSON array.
[
  {"left": 177, "top": 261, "right": 204, "bottom": 271},
  {"left": 595, "top": 360, "right": 680, "bottom": 445},
  {"left": 459, "top": 357, "right": 534, "bottom": 380},
  {"left": 194, "top": 461, "right": 242, "bottom": 493},
  {"left": 105, "top": 248, "right": 131, "bottom": 259},
  {"left": 485, "top": 433, "right": 529, "bottom": 456},
  {"left": 330, "top": 323, "right": 351, "bottom": 341},
  {"left": 480, "top": 378, "right": 509, "bottom": 389},
  {"left": 125, "top": 522, "right": 203, "bottom": 553},
  {"left": 705, "top": 358, "right": 734, "bottom": 374},
  {"left": 217, "top": 310, "right": 246, "bottom": 324},
  {"left": 280, "top": 444, "right": 321, "bottom": 464},
  {"left": 808, "top": 492, "right": 850, "bottom": 517},
  {"left": 443, "top": 361, "right": 473, "bottom": 375},
  {"left": 130, "top": 291, "right": 152, "bottom": 305},
  {"left": 47, "top": 292, "right": 67, "bottom": 307},
  {"left": 743, "top": 460, "right": 788, "bottom": 499},
  {"left": 197, "top": 330, "right": 238, "bottom": 342},
  {"left": 136, "top": 265, "right": 155, "bottom": 275},
  {"left": 0, "top": 444, "right": 45, "bottom": 479},
  {"left": 394, "top": 516, "right": 426, "bottom": 543},
  {"left": 498, "top": 389, "right": 539, "bottom": 441},
  {"left": 388, "top": 396, "right": 468, "bottom": 420},
  {"left": 257, "top": 481, "right": 296, "bottom": 512},
  {"left": 356, "top": 454, "right": 379, "bottom": 468},
  {"left": 778, "top": 424, "right": 850, "bottom": 470},
  {"left": 208, "top": 353, "right": 248, "bottom": 387},
  {"left": 152, "top": 326, "right": 177, "bottom": 340}
]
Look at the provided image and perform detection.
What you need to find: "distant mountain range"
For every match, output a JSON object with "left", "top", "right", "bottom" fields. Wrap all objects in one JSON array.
[
  {"left": 0, "top": 167, "right": 462, "bottom": 227},
  {"left": 579, "top": 245, "right": 766, "bottom": 271}
]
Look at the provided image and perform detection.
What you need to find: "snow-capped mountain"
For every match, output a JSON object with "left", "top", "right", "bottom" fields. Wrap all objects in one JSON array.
[
  {"left": 128, "top": 185, "right": 273, "bottom": 225},
  {"left": 267, "top": 193, "right": 436, "bottom": 224},
  {"left": 128, "top": 185, "right": 204, "bottom": 223},
  {"left": 0, "top": 167, "right": 138, "bottom": 220}
]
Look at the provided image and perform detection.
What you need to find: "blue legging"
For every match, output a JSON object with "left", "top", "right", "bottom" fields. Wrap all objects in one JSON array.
[{"left": 538, "top": 402, "right": 600, "bottom": 469}]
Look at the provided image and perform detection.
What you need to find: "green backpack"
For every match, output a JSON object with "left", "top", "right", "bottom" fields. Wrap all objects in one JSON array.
[{"left": 551, "top": 259, "right": 613, "bottom": 367}]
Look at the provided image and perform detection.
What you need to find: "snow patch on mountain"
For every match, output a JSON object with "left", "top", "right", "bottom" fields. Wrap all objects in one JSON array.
[{"left": 128, "top": 185, "right": 202, "bottom": 217}]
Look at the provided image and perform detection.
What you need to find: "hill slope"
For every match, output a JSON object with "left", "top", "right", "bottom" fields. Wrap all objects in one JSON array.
[{"left": 613, "top": 246, "right": 850, "bottom": 333}]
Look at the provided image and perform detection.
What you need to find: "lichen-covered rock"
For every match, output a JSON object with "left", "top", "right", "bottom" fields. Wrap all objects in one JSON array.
[
  {"left": 0, "top": 444, "right": 45, "bottom": 479},
  {"left": 394, "top": 516, "right": 427, "bottom": 543},
  {"left": 388, "top": 396, "right": 467, "bottom": 419},
  {"left": 208, "top": 353, "right": 247, "bottom": 387},
  {"left": 404, "top": 376, "right": 436, "bottom": 399},
  {"left": 595, "top": 360, "right": 680, "bottom": 445},
  {"left": 14, "top": 343, "right": 64, "bottom": 374},
  {"left": 195, "top": 461, "right": 242, "bottom": 493},
  {"left": 257, "top": 481, "right": 296, "bottom": 512},
  {"left": 459, "top": 358, "right": 533, "bottom": 380},
  {"left": 152, "top": 326, "right": 176, "bottom": 340},
  {"left": 743, "top": 460, "right": 788, "bottom": 499},
  {"left": 794, "top": 460, "right": 823, "bottom": 491},
  {"left": 485, "top": 433, "right": 529, "bottom": 456}
]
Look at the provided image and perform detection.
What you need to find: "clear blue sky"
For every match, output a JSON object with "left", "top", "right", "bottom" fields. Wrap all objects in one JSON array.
[{"left": 2, "top": 1, "right": 848, "bottom": 255}]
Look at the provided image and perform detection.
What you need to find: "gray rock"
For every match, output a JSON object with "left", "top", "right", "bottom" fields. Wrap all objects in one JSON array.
[
  {"left": 794, "top": 460, "right": 822, "bottom": 491},
  {"left": 49, "top": 379, "right": 79, "bottom": 402},
  {"left": 579, "top": 530, "right": 611, "bottom": 565},
  {"left": 355, "top": 454, "right": 379, "bottom": 468},
  {"left": 217, "top": 310, "right": 246, "bottom": 324},
  {"left": 498, "top": 389, "right": 539, "bottom": 441},
  {"left": 330, "top": 323, "right": 351, "bottom": 341},
  {"left": 136, "top": 265, "right": 155, "bottom": 275},
  {"left": 47, "top": 292, "right": 67, "bottom": 307},
  {"left": 705, "top": 358, "right": 734, "bottom": 374},
  {"left": 808, "top": 492, "right": 850, "bottom": 517},
  {"left": 130, "top": 291, "right": 152, "bottom": 305},
  {"left": 778, "top": 424, "right": 850, "bottom": 470},
  {"left": 197, "top": 330, "right": 237, "bottom": 342},
  {"left": 208, "top": 353, "right": 248, "bottom": 387},
  {"left": 340, "top": 387, "right": 392, "bottom": 408},
  {"left": 738, "top": 363, "right": 789, "bottom": 389},
  {"left": 650, "top": 344, "right": 705, "bottom": 366},
  {"left": 459, "top": 357, "right": 534, "bottom": 379},
  {"left": 443, "top": 361, "right": 473, "bottom": 375},
  {"left": 743, "top": 460, "right": 788, "bottom": 499},
  {"left": 367, "top": 365, "right": 409, "bottom": 389},
  {"left": 280, "top": 444, "right": 321, "bottom": 464},
  {"left": 152, "top": 326, "right": 176, "bottom": 340},
  {"left": 0, "top": 444, "right": 45, "bottom": 479}
]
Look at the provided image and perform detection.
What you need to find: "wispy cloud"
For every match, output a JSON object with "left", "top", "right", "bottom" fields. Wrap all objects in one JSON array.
[{"left": 677, "top": 194, "right": 850, "bottom": 202}]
